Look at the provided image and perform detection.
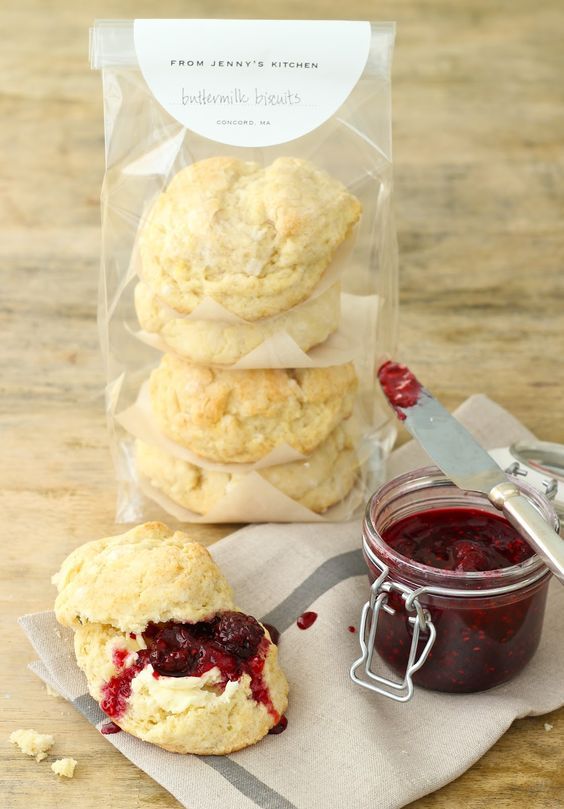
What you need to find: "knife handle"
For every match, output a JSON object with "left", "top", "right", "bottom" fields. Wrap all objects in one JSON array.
[{"left": 489, "top": 482, "right": 564, "bottom": 583}]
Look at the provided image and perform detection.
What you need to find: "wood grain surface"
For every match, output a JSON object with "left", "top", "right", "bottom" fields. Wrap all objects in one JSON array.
[{"left": 1, "top": 1, "right": 563, "bottom": 807}]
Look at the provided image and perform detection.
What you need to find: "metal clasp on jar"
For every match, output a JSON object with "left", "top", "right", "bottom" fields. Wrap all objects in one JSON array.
[{"left": 350, "top": 556, "right": 436, "bottom": 702}]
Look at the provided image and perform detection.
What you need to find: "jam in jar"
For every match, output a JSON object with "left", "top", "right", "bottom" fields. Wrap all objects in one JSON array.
[{"left": 351, "top": 467, "right": 558, "bottom": 699}]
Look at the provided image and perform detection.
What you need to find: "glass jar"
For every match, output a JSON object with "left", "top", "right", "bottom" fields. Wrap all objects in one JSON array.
[{"left": 350, "top": 466, "right": 559, "bottom": 701}]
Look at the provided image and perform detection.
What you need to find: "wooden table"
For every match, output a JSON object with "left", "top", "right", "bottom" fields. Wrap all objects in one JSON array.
[{"left": 2, "top": 0, "right": 563, "bottom": 806}]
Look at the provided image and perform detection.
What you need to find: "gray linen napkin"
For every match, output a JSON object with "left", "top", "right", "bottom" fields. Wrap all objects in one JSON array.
[{"left": 20, "top": 394, "right": 564, "bottom": 809}]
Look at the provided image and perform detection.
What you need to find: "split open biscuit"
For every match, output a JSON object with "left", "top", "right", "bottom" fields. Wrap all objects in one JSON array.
[
  {"left": 149, "top": 355, "right": 358, "bottom": 463},
  {"left": 53, "top": 523, "right": 288, "bottom": 755},
  {"left": 136, "top": 422, "right": 358, "bottom": 515},
  {"left": 138, "top": 156, "right": 361, "bottom": 320},
  {"left": 134, "top": 280, "right": 341, "bottom": 366}
]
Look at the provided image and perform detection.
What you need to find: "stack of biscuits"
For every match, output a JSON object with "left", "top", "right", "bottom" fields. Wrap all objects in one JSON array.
[{"left": 130, "top": 156, "right": 363, "bottom": 519}]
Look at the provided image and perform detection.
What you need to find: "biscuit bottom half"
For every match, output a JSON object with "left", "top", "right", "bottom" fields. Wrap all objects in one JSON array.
[
  {"left": 74, "top": 616, "right": 288, "bottom": 755},
  {"left": 134, "top": 280, "right": 341, "bottom": 365},
  {"left": 136, "top": 422, "right": 358, "bottom": 515}
]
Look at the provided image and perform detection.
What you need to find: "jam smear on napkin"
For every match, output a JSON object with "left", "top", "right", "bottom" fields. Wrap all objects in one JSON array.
[
  {"left": 100, "top": 721, "right": 122, "bottom": 735},
  {"left": 296, "top": 611, "right": 318, "bottom": 630}
]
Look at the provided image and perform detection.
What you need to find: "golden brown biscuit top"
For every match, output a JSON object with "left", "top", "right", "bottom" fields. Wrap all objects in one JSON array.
[
  {"left": 150, "top": 354, "right": 358, "bottom": 426},
  {"left": 139, "top": 156, "right": 361, "bottom": 320},
  {"left": 53, "top": 522, "right": 235, "bottom": 633}
]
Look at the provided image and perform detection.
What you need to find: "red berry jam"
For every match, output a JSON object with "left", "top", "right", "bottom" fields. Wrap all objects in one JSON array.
[
  {"left": 268, "top": 715, "right": 288, "bottom": 735},
  {"left": 382, "top": 508, "right": 534, "bottom": 573},
  {"left": 263, "top": 623, "right": 280, "bottom": 645},
  {"left": 111, "top": 647, "right": 131, "bottom": 669},
  {"left": 297, "top": 611, "right": 317, "bottom": 630},
  {"left": 215, "top": 612, "right": 265, "bottom": 659},
  {"left": 362, "top": 468, "right": 556, "bottom": 695},
  {"left": 100, "top": 721, "right": 122, "bottom": 735},
  {"left": 378, "top": 361, "right": 422, "bottom": 419},
  {"left": 100, "top": 612, "right": 277, "bottom": 719},
  {"left": 100, "top": 651, "right": 148, "bottom": 718}
]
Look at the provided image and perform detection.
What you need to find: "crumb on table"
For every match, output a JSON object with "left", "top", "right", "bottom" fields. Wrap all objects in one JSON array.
[
  {"left": 51, "top": 757, "right": 77, "bottom": 778},
  {"left": 9, "top": 729, "right": 55, "bottom": 762}
]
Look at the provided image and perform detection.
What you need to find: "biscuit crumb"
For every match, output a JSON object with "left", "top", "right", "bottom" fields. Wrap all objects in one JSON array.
[
  {"left": 45, "top": 684, "right": 61, "bottom": 698},
  {"left": 9, "top": 729, "right": 54, "bottom": 761},
  {"left": 51, "top": 758, "right": 77, "bottom": 778},
  {"left": 544, "top": 723, "right": 554, "bottom": 732}
]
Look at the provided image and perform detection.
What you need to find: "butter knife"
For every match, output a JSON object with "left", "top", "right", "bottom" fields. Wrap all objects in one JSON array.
[{"left": 378, "top": 361, "right": 564, "bottom": 583}]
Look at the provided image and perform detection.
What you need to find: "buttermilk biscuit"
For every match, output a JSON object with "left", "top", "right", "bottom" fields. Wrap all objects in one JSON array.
[
  {"left": 149, "top": 355, "right": 358, "bottom": 463},
  {"left": 136, "top": 423, "right": 358, "bottom": 514},
  {"left": 138, "top": 156, "right": 361, "bottom": 320},
  {"left": 53, "top": 524, "right": 288, "bottom": 755},
  {"left": 134, "top": 280, "right": 341, "bottom": 365},
  {"left": 53, "top": 522, "right": 235, "bottom": 633}
]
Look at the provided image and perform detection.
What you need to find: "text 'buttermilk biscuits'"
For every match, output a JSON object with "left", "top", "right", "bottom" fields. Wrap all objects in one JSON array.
[
  {"left": 139, "top": 156, "right": 361, "bottom": 320},
  {"left": 149, "top": 355, "right": 358, "bottom": 463},
  {"left": 53, "top": 523, "right": 288, "bottom": 755}
]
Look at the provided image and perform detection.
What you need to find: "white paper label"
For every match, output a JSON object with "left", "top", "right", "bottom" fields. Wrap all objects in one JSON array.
[{"left": 134, "top": 19, "right": 371, "bottom": 147}]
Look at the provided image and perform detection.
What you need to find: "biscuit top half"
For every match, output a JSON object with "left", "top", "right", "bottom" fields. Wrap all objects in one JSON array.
[
  {"left": 138, "top": 156, "right": 361, "bottom": 320},
  {"left": 53, "top": 522, "right": 235, "bottom": 633}
]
